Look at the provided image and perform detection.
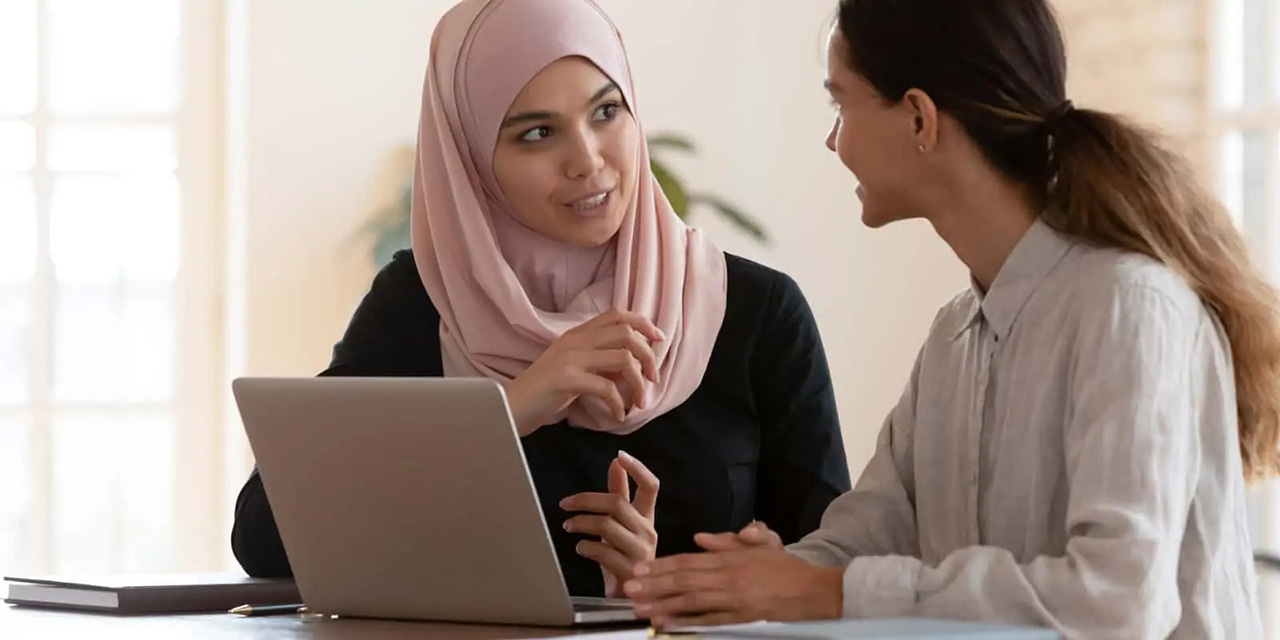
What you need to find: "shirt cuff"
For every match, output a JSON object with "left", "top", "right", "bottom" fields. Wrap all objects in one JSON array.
[
  {"left": 841, "top": 555, "right": 921, "bottom": 618},
  {"left": 786, "top": 540, "right": 847, "bottom": 569}
]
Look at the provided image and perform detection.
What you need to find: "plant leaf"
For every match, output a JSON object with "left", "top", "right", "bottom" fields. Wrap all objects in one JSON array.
[
  {"left": 650, "top": 158, "right": 689, "bottom": 218},
  {"left": 372, "top": 216, "right": 412, "bottom": 267},
  {"left": 688, "top": 193, "right": 769, "bottom": 242},
  {"left": 647, "top": 133, "right": 696, "bottom": 154}
]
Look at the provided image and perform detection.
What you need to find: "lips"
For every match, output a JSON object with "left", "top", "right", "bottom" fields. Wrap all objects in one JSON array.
[{"left": 564, "top": 189, "right": 614, "bottom": 216}]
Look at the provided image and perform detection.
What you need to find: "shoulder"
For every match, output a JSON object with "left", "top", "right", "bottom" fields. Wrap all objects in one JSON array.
[
  {"left": 724, "top": 252, "right": 808, "bottom": 311},
  {"left": 383, "top": 248, "right": 424, "bottom": 282},
  {"left": 718, "top": 253, "right": 822, "bottom": 351},
  {"left": 1053, "top": 244, "right": 1207, "bottom": 331},
  {"left": 925, "top": 288, "right": 982, "bottom": 344},
  {"left": 367, "top": 249, "right": 440, "bottom": 320}
]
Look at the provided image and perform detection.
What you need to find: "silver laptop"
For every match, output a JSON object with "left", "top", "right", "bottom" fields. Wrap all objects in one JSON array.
[{"left": 232, "top": 376, "right": 639, "bottom": 626}]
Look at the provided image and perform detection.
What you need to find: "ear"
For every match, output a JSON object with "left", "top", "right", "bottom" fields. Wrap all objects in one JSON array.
[{"left": 902, "top": 88, "right": 939, "bottom": 152}]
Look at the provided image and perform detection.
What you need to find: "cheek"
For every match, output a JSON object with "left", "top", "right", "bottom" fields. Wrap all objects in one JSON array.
[
  {"left": 495, "top": 155, "right": 556, "bottom": 213},
  {"left": 834, "top": 119, "right": 867, "bottom": 176},
  {"left": 837, "top": 122, "right": 905, "bottom": 189},
  {"left": 603, "top": 116, "right": 640, "bottom": 185}
]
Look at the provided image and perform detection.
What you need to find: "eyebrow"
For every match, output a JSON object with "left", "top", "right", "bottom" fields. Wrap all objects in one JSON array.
[{"left": 500, "top": 82, "right": 621, "bottom": 129}]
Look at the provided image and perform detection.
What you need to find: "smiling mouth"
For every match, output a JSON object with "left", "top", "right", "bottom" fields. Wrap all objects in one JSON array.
[{"left": 565, "top": 190, "right": 614, "bottom": 216}]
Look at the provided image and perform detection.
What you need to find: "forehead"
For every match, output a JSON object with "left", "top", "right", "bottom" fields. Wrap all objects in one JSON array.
[
  {"left": 825, "top": 29, "right": 850, "bottom": 72},
  {"left": 507, "top": 57, "right": 613, "bottom": 109}
]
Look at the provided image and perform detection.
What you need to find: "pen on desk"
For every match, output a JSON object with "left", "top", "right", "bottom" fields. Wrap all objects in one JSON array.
[{"left": 228, "top": 603, "right": 309, "bottom": 616}]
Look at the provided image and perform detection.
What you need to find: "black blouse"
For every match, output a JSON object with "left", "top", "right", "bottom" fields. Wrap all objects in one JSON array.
[{"left": 231, "top": 249, "right": 851, "bottom": 596}]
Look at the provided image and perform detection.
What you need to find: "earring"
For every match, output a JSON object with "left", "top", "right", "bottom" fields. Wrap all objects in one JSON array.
[{"left": 918, "top": 144, "right": 927, "bottom": 153}]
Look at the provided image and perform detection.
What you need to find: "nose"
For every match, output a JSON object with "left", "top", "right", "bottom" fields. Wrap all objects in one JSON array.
[
  {"left": 825, "top": 118, "right": 839, "bottom": 152},
  {"left": 564, "top": 128, "right": 605, "bottom": 179}
]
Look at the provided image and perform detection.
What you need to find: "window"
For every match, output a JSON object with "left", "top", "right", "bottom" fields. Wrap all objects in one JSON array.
[
  {"left": 1212, "top": 0, "right": 1280, "bottom": 626},
  {"left": 0, "top": 0, "right": 222, "bottom": 576}
]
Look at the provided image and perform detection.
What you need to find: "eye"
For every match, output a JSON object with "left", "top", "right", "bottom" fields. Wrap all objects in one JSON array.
[
  {"left": 519, "top": 126, "right": 552, "bottom": 143},
  {"left": 592, "top": 101, "right": 622, "bottom": 122}
]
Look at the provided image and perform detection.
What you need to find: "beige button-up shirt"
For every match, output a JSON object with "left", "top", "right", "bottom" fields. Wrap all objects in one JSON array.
[{"left": 789, "top": 220, "right": 1262, "bottom": 638}]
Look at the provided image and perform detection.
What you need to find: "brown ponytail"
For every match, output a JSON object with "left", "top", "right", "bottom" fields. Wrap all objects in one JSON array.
[{"left": 837, "top": 0, "right": 1280, "bottom": 478}]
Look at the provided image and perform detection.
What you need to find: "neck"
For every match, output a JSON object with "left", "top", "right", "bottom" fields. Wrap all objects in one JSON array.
[{"left": 926, "top": 169, "right": 1040, "bottom": 291}]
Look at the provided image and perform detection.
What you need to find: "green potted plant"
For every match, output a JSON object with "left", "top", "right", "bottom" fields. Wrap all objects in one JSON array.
[{"left": 358, "top": 133, "right": 768, "bottom": 267}]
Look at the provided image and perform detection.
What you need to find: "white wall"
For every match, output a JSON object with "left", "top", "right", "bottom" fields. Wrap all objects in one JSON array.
[
  {"left": 223, "top": 0, "right": 445, "bottom": 485},
  {"left": 227, "top": 0, "right": 443, "bottom": 381}
]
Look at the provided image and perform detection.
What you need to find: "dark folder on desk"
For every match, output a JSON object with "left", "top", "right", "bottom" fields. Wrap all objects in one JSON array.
[{"left": 3, "top": 572, "right": 299, "bottom": 614}]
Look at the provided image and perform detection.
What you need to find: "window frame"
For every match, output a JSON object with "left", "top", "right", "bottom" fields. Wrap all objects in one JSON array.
[{"left": 4, "top": 0, "right": 225, "bottom": 574}]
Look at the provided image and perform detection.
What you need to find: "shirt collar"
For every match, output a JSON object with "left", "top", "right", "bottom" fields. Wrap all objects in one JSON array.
[{"left": 952, "top": 218, "right": 1074, "bottom": 342}]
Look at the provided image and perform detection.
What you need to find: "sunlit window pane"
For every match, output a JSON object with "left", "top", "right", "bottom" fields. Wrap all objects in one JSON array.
[
  {"left": 52, "top": 413, "right": 174, "bottom": 573},
  {"left": 0, "top": 123, "right": 36, "bottom": 171},
  {"left": 50, "top": 125, "right": 178, "bottom": 173},
  {"left": 0, "top": 416, "right": 32, "bottom": 576},
  {"left": 0, "top": 293, "right": 31, "bottom": 405},
  {"left": 53, "top": 284, "right": 174, "bottom": 403},
  {"left": 0, "top": 1, "right": 36, "bottom": 115},
  {"left": 1214, "top": 0, "right": 1269, "bottom": 109},
  {"left": 0, "top": 175, "right": 37, "bottom": 283},
  {"left": 48, "top": 0, "right": 180, "bottom": 114},
  {"left": 1215, "top": 0, "right": 1246, "bottom": 108},
  {"left": 51, "top": 175, "right": 180, "bottom": 283},
  {"left": 1239, "top": 131, "right": 1268, "bottom": 245},
  {"left": 1240, "top": 0, "right": 1267, "bottom": 107}
]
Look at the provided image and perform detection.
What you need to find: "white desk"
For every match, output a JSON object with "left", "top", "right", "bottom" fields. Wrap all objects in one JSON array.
[
  {"left": 0, "top": 604, "right": 646, "bottom": 639},
  {"left": 6, "top": 573, "right": 1279, "bottom": 639}
]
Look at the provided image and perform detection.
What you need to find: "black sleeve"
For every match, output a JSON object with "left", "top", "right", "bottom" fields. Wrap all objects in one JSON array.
[
  {"left": 230, "top": 250, "right": 440, "bottom": 577},
  {"left": 750, "top": 272, "right": 851, "bottom": 543}
]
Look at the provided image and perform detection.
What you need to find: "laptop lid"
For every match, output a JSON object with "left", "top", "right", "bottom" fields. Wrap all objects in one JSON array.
[{"left": 232, "top": 376, "right": 581, "bottom": 626}]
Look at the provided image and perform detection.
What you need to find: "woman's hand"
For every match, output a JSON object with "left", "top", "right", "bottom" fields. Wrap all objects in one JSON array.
[
  {"left": 691, "top": 520, "right": 786, "bottom": 554},
  {"left": 560, "top": 451, "right": 660, "bottom": 598},
  {"left": 505, "top": 310, "right": 664, "bottom": 436},
  {"left": 624, "top": 543, "right": 843, "bottom": 628}
]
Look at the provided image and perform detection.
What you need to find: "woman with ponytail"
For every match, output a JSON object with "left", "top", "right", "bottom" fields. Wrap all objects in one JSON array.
[{"left": 624, "top": 1, "right": 1274, "bottom": 636}]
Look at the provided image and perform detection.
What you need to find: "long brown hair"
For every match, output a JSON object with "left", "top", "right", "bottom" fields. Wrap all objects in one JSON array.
[{"left": 836, "top": 0, "right": 1280, "bottom": 479}]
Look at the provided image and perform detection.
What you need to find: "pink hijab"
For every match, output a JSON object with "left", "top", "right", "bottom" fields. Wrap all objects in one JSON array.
[{"left": 411, "top": 0, "right": 728, "bottom": 434}]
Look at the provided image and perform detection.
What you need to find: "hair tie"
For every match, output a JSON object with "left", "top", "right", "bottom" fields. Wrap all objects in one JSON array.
[{"left": 1045, "top": 99, "right": 1075, "bottom": 128}]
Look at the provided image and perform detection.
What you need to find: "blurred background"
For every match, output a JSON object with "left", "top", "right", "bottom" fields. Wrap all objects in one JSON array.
[{"left": 0, "top": 0, "right": 1277, "bottom": 631}]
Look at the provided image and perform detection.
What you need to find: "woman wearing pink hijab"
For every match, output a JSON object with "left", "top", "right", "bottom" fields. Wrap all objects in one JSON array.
[{"left": 231, "top": 0, "right": 849, "bottom": 598}]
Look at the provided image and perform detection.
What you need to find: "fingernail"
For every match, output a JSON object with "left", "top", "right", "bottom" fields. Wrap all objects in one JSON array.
[
  {"left": 559, "top": 498, "right": 570, "bottom": 509},
  {"left": 635, "top": 602, "right": 651, "bottom": 615},
  {"left": 563, "top": 521, "right": 572, "bottom": 532},
  {"left": 618, "top": 450, "right": 634, "bottom": 463},
  {"left": 624, "top": 580, "right": 643, "bottom": 594},
  {"left": 657, "top": 329, "right": 667, "bottom": 341},
  {"left": 633, "top": 562, "right": 650, "bottom": 576}
]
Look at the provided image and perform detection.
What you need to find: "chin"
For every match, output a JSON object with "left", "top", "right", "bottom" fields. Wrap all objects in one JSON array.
[
  {"left": 859, "top": 198, "right": 915, "bottom": 229},
  {"left": 561, "top": 206, "right": 627, "bottom": 247},
  {"left": 860, "top": 206, "right": 895, "bottom": 229}
]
